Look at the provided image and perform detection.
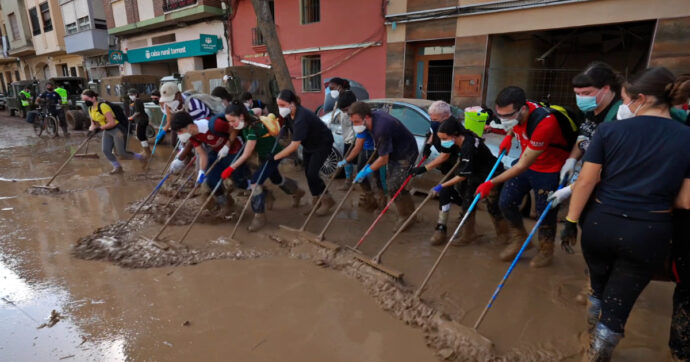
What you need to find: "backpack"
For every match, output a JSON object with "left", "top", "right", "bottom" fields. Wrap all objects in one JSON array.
[
  {"left": 207, "top": 114, "right": 231, "bottom": 138},
  {"left": 183, "top": 91, "right": 226, "bottom": 114},
  {"left": 98, "top": 101, "right": 130, "bottom": 133},
  {"left": 259, "top": 113, "right": 281, "bottom": 137},
  {"left": 526, "top": 102, "right": 581, "bottom": 151}
]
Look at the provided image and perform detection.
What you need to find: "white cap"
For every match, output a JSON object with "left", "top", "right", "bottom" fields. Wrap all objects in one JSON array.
[{"left": 159, "top": 82, "right": 179, "bottom": 103}]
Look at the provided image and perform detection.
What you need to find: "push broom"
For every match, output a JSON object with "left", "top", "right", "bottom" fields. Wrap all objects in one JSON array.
[{"left": 30, "top": 131, "right": 99, "bottom": 192}]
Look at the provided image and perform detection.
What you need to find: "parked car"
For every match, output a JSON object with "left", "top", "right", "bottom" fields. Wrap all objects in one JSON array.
[{"left": 0, "top": 93, "right": 6, "bottom": 110}]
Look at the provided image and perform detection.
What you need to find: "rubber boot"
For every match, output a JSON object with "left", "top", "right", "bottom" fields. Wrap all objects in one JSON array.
[
  {"left": 247, "top": 213, "right": 266, "bottom": 232},
  {"left": 586, "top": 296, "right": 602, "bottom": 332},
  {"left": 304, "top": 196, "right": 319, "bottom": 216},
  {"left": 498, "top": 224, "right": 530, "bottom": 261},
  {"left": 358, "top": 191, "right": 378, "bottom": 212},
  {"left": 530, "top": 228, "right": 555, "bottom": 268},
  {"left": 491, "top": 217, "right": 512, "bottom": 244},
  {"left": 109, "top": 165, "right": 123, "bottom": 174},
  {"left": 339, "top": 163, "right": 354, "bottom": 191},
  {"left": 279, "top": 177, "right": 304, "bottom": 208},
  {"left": 374, "top": 190, "right": 388, "bottom": 211},
  {"left": 214, "top": 194, "right": 235, "bottom": 218},
  {"left": 315, "top": 192, "right": 335, "bottom": 217},
  {"left": 452, "top": 212, "right": 479, "bottom": 246},
  {"left": 264, "top": 189, "right": 275, "bottom": 211},
  {"left": 393, "top": 193, "right": 416, "bottom": 232},
  {"left": 584, "top": 323, "right": 622, "bottom": 362},
  {"left": 430, "top": 211, "right": 449, "bottom": 246}
]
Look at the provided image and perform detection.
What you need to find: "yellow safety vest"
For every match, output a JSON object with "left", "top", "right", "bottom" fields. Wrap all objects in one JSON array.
[
  {"left": 55, "top": 87, "right": 68, "bottom": 105},
  {"left": 19, "top": 90, "right": 31, "bottom": 107}
]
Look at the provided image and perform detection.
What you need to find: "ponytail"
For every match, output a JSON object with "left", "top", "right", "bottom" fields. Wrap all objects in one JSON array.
[{"left": 278, "top": 89, "right": 301, "bottom": 106}]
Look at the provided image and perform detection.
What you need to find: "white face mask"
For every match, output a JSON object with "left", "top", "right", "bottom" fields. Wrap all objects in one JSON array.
[
  {"left": 167, "top": 100, "right": 181, "bottom": 113},
  {"left": 353, "top": 125, "right": 367, "bottom": 134},
  {"left": 243, "top": 102, "right": 252, "bottom": 110},
  {"left": 330, "top": 90, "right": 340, "bottom": 99},
  {"left": 177, "top": 132, "right": 191, "bottom": 143},
  {"left": 278, "top": 106, "right": 291, "bottom": 118},
  {"left": 129, "top": 95, "right": 137, "bottom": 101},
  {"left": 235, "top": 120, "right": 245, "bottom": 130},
  {"left": 616, "top": 104, "right": 634, "bottom": 120},
  {"left": 490, "top": 118, "right": 519, "bottom": 132}
]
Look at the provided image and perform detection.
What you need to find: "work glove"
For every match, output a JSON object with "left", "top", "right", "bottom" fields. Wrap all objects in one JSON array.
[
  {"left": 336, "top": 159, "right": 348, "bottom": 168},
  {"left": 560, "top": 218, "right": 578, "bottom": 254},
  {"left": 546, "top": 185, "right": 573, "bottom": 207},
  {"left": 560, "top": 158, "right": 577, "bottom": 183},
  {"left": 408, "top": 166, "right": 427, "bottom": 177},
  {"left": 354, "top": 165, "right": 374, "bottom": 183},
  {"left": 170, "top": 158, "right": 185, "bottom": 174},
  {"left": 499, "top": 134, "right": 513, "bottom": 153},
  {"left": 87, "top": 128, "right": 100, "bottom": 138},
  {"left": 430, "top": 184, "right": 444, "bottom": 196},
  {"left": 475, "top": 181, "right": 494, "bottom": 199},
  {"left": 155, "top": 130, "right": 166, "bottom": 145},
  {"left": 221, "top": 166, "right": 235, "bottom": 180},
  {"left": 422, "top": 143, "right": 432, "bottom": 159},
  {"left": 217, "top": 144, "right": 230, "bottom": 159},
  {"left": 196, "top": 170, "right": 206, "bottom": 185}
]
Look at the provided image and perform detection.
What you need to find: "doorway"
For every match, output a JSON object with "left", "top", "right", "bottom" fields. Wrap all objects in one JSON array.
[{"left": 413, "top": 42, "right": 454, "bottom": 103}]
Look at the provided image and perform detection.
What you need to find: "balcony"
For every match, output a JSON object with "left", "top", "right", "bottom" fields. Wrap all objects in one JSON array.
[
  {"left": 109, "top": 2, "right": 223, "bottom": 36},
  {"left": 64, "top": 28, "right": 109, "bottom": 55},
  {"left": 251, "top": 27, "right": 265, "bottom": 47},
  {"left": 163, "top": 0, "right": 197, "bottom": 13}
]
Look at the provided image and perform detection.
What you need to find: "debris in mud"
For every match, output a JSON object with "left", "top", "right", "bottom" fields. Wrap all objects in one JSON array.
[
  {"left": 126, "top": 195, "right": 239, "bottom": 226},
  {"left": 26, "top": 186, "right": 61, "bottom": 195},
  {"left": 127, "top": 173, "right": 164, "bottom": 182},
  {"left": 183, "top": 320, "right": 191, "bottom": 327},
  {"left": 37, "top": 310, "right": 63, "bottom": 329}
]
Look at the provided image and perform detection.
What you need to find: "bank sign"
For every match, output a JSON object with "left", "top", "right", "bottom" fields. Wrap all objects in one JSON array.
[
  {"left": 127, "top": 34, "right": 222, "bottom": 64},
  {"left": 108, "top": 50, "right": 126, "bottom": 64}
]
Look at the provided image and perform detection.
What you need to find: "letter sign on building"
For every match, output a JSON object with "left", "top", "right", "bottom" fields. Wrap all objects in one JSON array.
[{"left": 126, "top": 34, "right": 222, "bottom": 64}]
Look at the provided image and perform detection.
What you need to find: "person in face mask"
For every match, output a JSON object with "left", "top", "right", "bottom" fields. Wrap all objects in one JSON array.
[
  {"left": 211, "top": 86, "right": 233, "bottom": 108},
  {"left": 221, "top": 101, "right": 305, "bottom": 231},
  {"left": 34, "top": 81, "right": 68, "bottom": 135},
  {"left": 475, "top": 86, "right": 570, "bottom": 268},
  {"left": 349, "top": 101, "right": 419, "bottom": 232},
  {"left": 159, "top": 82, "right": 211, "bottom": 132},
  {"left": 240, "top": 91, "right": 266, "bottom": 116},
  {"left": 332, "top": 90, "right": 358, "bottom": 190},
  {"left": 170, "top": 111, "right": 245, "bottom": 218},
  {"left": 429, "top": 118, "right": 508, "bottom": 246},
  {"left": 328, "top": 77, "right": 351, "bottom": 102},
  {"left": 408, "top": 100, "right": 460, "bottom": 179},
  {"left": 272, "top": 89, "right": 335, "bottom": 217},
  {"left": 127, "top": 88, "right": 151, "bottom": 156},
  {"left": 82, "top": 89, "right": 146, "bottom": 174}
]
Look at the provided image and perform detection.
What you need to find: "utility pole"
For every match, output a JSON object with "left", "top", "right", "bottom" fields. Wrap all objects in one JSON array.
[{"left": 250, "top": 0, "right": 294, "bottom": 92}]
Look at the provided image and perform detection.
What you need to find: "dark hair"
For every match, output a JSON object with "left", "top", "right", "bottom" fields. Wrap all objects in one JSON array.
[
  {"left": 225, "top": 100, "right": 259, "bottom": 126},
  {"left": 572, "top": 61, "right": 622, "bottom": 94},
  {"left": 438, "top": 117, "right": 472, "bottom": 137},
  {"left": 278, "top": 89, "right": 300, "bottom": 106},
  {"left": 495, "top": 86, "right": 526, "bottom": 109},
  {"left": 127, "top": 88, "right": 139, "bottom": 96},
  {"left": 329, "top": 77, "right": 351, "bottom": 90},
  {"left": 348, "top": 101, "right": 371, "bottom": 119},
  {"left": 211, "top": 86, "right": 232, "bottom": 101},
  {"left": 82, "top": 89, "right": 98, "bottom": 98},
  {"left": 625, "top": 67, "right": 690, "bottom": 107},
  {"left": 170, "top": 111, "right": 194, "bottom": 132},
  {"left": 45, "top": 81, "right": 54, "bottom": 87},
  {"left": 337, "top": 90, "right": 357, "bottom": 110},
  {"left": 151, "top": 90, "right": 161, "bottom": 97},
  {"left": 240, "top": 91, "right": 253, "bottom": 102}
]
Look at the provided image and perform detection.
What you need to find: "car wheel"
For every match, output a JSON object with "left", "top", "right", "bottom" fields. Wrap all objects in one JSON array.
[
  {"left": 319, "top": 146, "right": 342, "bottom": 179},
  {"left": 66, "top": 110, "right": 89, "bottom": 130},
  {"left": 145, "top": 125, "right": 155, "bottom": 139}
]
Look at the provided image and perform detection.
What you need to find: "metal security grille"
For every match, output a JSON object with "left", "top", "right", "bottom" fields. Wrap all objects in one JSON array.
[
  {"left": 426, "top": 59, "right": 453, "bottom": 103},
  {"left": 301, "top": 0, "right": 320, "bottom": 24},
  {"left": 486, "top": 67, "right": 581, "bottom": 109},
  {"left": 302, "top": 55, "right": 321, "bottom": 92},
  {"left": 163, "top": 0, "right": 197, "bottom": 12},
  {"left": 251, "top": 27, "right": 264, "bottom": 46}
]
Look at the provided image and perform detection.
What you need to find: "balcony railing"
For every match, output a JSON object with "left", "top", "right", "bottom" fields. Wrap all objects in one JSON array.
[
  {"left": 163, "top": 0, "right": 198, "bottom": 12},
  {"left": 251, "top": 27, "right": 265, "bottom": 46}
]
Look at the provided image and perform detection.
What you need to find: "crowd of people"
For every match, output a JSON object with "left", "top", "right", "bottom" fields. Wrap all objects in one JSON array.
[{"left": 72, "top": 66, "right": 689, "bottom": 361}]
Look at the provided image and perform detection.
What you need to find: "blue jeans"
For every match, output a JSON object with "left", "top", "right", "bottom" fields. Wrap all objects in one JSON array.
[
  {"left": 499, "top": 169, "right": 559, "bottom": 236},
  {"left": 206, "top": 150, "right": 248, "bottom": 195}
]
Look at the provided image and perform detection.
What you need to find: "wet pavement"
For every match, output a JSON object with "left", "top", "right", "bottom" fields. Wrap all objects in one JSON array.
[{"left": 0, "top": 113, "right": 677, "bottom": 361}]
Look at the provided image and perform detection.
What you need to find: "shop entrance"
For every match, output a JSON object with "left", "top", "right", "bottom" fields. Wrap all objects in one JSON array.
[
  {"left": 141, "top": 59, "right": 178, "bottom": 77},
  {"left": 413, "top": 42, "right": 455, "bottom": 103}
]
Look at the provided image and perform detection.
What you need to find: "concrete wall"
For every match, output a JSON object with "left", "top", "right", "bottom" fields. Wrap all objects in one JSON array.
[{"left": 1, "top": 0, "right": 34, "bottom": 53}]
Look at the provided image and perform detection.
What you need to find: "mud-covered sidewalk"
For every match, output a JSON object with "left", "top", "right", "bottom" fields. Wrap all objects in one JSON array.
[{"left": 0, "top": 114, "right": 676, "bottom": 361}]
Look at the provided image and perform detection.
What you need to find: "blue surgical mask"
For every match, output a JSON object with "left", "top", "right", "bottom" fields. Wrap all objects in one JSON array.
[
  {"left": 576, "top": 92, "right": 599, "bottom": 112},
  {"left": 441, "top": 140, "right": 455, "bottom": 148}
]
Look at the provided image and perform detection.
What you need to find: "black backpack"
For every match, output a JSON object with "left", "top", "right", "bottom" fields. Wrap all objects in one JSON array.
[
  {"left": 97, "top": 101, "right": 130, "bottom": 133},
  {"left": 526, "top": 103, "right": 581, "bottom": 151}
]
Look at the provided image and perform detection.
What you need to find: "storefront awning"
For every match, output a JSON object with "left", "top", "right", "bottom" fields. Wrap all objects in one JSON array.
[{"left": 126, "top": 34, "right": 222, "bottom": 64}]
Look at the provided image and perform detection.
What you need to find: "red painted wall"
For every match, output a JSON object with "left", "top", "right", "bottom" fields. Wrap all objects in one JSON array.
[{"left": 230, "top": 0, "right": 387, "bottom": 110}]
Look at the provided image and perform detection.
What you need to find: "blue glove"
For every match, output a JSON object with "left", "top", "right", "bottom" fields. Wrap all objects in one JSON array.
[
  {"left": 155, "top": 129, "right": 166, "bottom": 145},
  {"left": 336, "top": 159, "right": 348, "bottom": 168},
  {"left": 354, "top": 165, "right": 373, "bottom": 183},
  {"left": 196, "top": 170, "right": 206, "bottom": 185},
  {"left": 432, "top": 184, "right": 443, "bottom": 193}
]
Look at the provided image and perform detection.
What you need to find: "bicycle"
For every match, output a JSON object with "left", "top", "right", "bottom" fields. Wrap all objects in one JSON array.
[{"left": 33, "top": 101, "right": 59, "bottom": 138}]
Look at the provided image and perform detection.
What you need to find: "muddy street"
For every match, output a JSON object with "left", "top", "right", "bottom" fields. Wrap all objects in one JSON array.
[{"left": 0, "top": 114, "right": 677, "bottom": 361}]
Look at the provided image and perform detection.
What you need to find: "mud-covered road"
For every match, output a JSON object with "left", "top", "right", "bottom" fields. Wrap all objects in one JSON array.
[{"left": 0, "top": 114, "right": 677, "bottom": 361}]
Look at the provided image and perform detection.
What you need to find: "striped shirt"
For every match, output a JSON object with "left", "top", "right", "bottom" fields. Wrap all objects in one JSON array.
[{"left": 182, "top": 93, "right": 211, "bottom": 120}]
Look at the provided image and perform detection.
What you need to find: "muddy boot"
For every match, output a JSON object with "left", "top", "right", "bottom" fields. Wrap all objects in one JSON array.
[
  {"left": 247, "top": 213, "right": 266, "bottom": 232},
  {"left": 430, "top": 211, "right": 449, "bottom": 246},
  {"left": 491, "top": 217, "right": 512, "bottom": 244},
  {"left": 264, "top": 189, "right": 275, "bottom": 211},
  {"left": 374, "top": 190, "right": 388, "bottom": 211},
  {"left": 315, "top": 192, "right": 335, "bottom": 217},
  {"left": 452, "top": 213, "right": 479, "bottom": 246},
  {"left": 584, "top": 323, "right": 622, "bottom": 362},
  {"left": 215, "top": 194, "right": 235, "bottom": 218},
  {"left": 109, "top": 165, "right": 124, "bottom": 174},
  {"left": 498, "top": 224, "right": 530, "bottom": 261},
  {"left": 393, "top": 193, "right": 416, "bottom": 232},
  {"left": 530, "top": 229, "right": 555, "bottom": 268},
  {"left": 304, "top": 196, "right": 319, "bottom": 216},
  {"left": 358, "top": 191, "right": 377, "bottom": 211},
  {"left": 339, "top": 163, "right": 354, "bottom": 191},
  {"left": 279, "top": 177, "right": 304, "bottom": 208},
  {"left": 586, "top": 296, "right": 602, "bottom": 332},
  {"left": 141, "top": 141, "right": 152, "bottom": 157}
]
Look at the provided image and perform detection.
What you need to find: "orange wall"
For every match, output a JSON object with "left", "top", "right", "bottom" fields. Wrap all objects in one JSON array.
[{"left": 231, "top": 0, "right": 387, "bottom": 110}]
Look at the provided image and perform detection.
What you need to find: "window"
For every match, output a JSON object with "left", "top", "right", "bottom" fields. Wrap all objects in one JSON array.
[
  {"left": 152, "top": 33, "right": 176, "bottom": 45},
  {"left": 14, "top": 71, "right": 21, "bottom": 82},
  {"left": 8, "top": 13, "right": 20, "bottom": 41},
  {"left": 300, "top": 0, "right": 319, "bottom": 24},
  {"left": 70, "top": 67, "right": 77, "bottom": 77},
  {"left": 390, "top": 104, "right": 430, "bottom": 137},
  {"left": 94, "top": 19, "right": 107, "bottom": 30},
  {"left": 301, "top": 55, "right": 321, "bottom": 92},
  {"left": 40, "top": 2, "right": 53, "bottom": 32},
  {"left": 59, "top": 64, "right": 69, "bottom": 77},
  {"left": 29, "top": 7, "right": 41, "bottom": 36},
  {"left": 78, "top": 16, "right": 90, "bottom": 31},
  {"left": 65, "top": 22, "right": 77, "bottom": 34}
]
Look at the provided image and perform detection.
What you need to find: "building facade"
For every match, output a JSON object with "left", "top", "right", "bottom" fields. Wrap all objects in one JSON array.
[
  {"left": 385, "top": 0, "right": 690, "bottom": 109},
  {"left": 230, "top": 0, "right": 387, "bottom": 110},
  {"left": 105, "top": 0, "right": 230, "bottom": 77}
]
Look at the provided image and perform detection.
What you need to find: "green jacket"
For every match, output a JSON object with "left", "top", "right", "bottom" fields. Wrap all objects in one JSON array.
[
  {"left": 55, "top": 87, "right": 68, "bottom": 105},
  {"left": 19, "top": 90, "right": 31, "bottom": 107}
]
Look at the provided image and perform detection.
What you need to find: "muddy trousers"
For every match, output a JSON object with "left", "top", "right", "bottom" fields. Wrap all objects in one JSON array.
[
  {"left": 302, "top": 146, "right": 330, "bottom": 196},
  {"left": 499, "top": 169, "right": 559, "bottom": 238},
  {"left": 670, "top": 210, "right": 690, "bottom": 359},
  {"left": 134, "top": 115, "right": 149, "bottom": 144},
  {"left": 205, "top": 150, "right": 249, "bottom": 196},
  {"left": 581, "top": 203, "right": 672, "bottom": 334},
  {"left": 249, "top": 158, "right": 288, "bottom": 213},
  {"left": 386, "top": 155, "right": 418, "bottom": 198},
  {"left": 357, "top": 148, "right": 384, "bottom": 192},
  {"left": 102, "top": 126, "right": 141, "bottom": 167}
]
